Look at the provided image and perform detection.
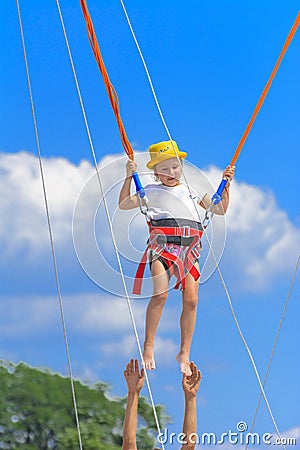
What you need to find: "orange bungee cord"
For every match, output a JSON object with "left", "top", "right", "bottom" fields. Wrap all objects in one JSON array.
[
  {"left": 231, "top": 11, "right": 300, "bottom": 167},
  {"left": 79, "top": 1, "right": 299, "bottom": 206},
  {"left": 212, "top": 11, "right": 300, "bottom": 205},
  {"left": 79, "top": 0, "right": 145, "bottom": 198}
]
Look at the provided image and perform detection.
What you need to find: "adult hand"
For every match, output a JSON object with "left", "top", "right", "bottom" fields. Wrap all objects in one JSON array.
[
  {"left": 124, "top": 359, "right": 145, "bottom": 394},
  {"left": 182, "top": 362, "right": 202, "bottom": 398}
]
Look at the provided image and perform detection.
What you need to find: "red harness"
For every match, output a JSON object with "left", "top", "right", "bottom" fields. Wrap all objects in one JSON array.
[{"left": 133, "top": 222, "right": 203, "bottom": 295}]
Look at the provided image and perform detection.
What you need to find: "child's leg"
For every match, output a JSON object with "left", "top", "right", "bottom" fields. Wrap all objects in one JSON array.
[
  {"left": 143, "top": 258, "right": 169, "bottom": 370},
  {"left": 177, "top": 262, "right": 200, "bottom": 376}
]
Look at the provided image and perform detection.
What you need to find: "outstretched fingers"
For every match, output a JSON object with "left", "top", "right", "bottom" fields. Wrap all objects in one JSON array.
[
  {"left": 124, "top": 359, "right": 145, "bottom": 394},
  {"left": 182, "top": 361, "right": 202, "bottom": 396},
  {"left": 134, "top": 358, "right": 139, "bottom": 373},
  {"left": 190, "top": 361, "right": 202, "bottom": 381}
]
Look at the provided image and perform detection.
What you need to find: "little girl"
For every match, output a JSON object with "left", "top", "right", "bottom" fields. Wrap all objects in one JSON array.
[{"left": 119, "top": 140, "right": 235, "bottom": 375}]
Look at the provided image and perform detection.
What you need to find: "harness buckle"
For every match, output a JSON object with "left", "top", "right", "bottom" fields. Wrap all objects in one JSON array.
[{"left": 182, "top": 226, "right": 190, "bottom": 238}]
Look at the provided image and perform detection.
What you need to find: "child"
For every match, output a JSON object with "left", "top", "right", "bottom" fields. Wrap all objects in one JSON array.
[{"left": 119, "top": 140, "right": 235, "bottom": 375}]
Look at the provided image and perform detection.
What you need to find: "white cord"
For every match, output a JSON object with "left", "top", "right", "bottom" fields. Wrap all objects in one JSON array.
[
  {"left": 55, "top": 1, "right": 165, "bottom": 448},
  {"left": 119, "top": 1, "right": 285, "bottom": 446},
  {"left": 245, "top": 255, "right": 300, "bottom": 450},
  {"left": 16, "top": 1, "right": 83, "bottom": 448}
]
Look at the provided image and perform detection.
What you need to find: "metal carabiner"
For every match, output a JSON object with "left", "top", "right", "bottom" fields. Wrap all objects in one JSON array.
[
  {"left": 202, "top": 201, "right": 216, "bottom": 228},
  {"left": 138, "top": 194, "right": 150, "bottom": 219}
]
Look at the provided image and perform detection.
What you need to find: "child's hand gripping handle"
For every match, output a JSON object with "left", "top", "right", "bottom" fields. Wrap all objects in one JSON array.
[
  {"left": 211, "top": 164, "right": 234, "bottom": 204},
  {"left": 132, "top": 172, "right": 146, "bottom": 198},
  {"left": 212, "top": 178, "right": 227, "bottom": 205}
]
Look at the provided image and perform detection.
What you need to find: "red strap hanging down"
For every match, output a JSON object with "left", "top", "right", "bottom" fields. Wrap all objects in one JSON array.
[
  {"left": 80, "top": 0, "right": 134, "bottom": 160},
  {"left": 230, "top": 12, "right": 300, "bottom": 167}
]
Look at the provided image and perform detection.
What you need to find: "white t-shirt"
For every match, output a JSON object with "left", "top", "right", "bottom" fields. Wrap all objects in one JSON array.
[{"left": 143, "top": 183, "right": 206, "bottom": 221}]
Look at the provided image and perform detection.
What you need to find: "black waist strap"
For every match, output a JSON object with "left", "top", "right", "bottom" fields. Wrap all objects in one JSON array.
[
  {"left": 150, "top": 218, "right": 203, "bottom": 231},
  {"left": 156, "top": 236, "right": 193, "bottom": 245},
  {"left": 150, "top": 218, "right": 203, "bottom": 246}
]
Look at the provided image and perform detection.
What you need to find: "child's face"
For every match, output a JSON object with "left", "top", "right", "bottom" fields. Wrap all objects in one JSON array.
[{"left": 154, "top": 157, "right": 182, "bottom": 187}]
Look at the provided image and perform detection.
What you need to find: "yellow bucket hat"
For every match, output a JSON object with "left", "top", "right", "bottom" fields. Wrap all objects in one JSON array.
[{"left": 146, "top": 140, "right": 187, "bottom": 169}]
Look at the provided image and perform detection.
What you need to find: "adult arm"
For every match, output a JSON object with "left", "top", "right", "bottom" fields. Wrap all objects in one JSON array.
[
  {"left": 122, "top": 359, "right": 145, "bottom": 450},
  {"left": 181, "top": 362, "right": 202, "bottom": 450}
]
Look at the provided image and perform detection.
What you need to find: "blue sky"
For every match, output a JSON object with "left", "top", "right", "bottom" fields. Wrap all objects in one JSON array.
[{"left": 1, "top": 1, "right": 300, "bottom": 448}]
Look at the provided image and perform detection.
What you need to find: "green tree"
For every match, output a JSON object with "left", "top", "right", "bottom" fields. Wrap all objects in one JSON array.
[{"left": 0, "top": 360, "right": 168, "bottom": 449}]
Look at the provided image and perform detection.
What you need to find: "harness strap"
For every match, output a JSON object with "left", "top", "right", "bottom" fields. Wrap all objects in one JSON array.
[
  {"left": 149, "top": 226, "right": 202, "bottom": 238},
  {"left": 133, "top": 224, "right": 203, "bottom": 295},
  {"left": 185, "top": 247, "right": 201, "bottom": 281},
  {"left": 160, "top": 249, "right": 186, "bottom": 291},
  {"left": 132, "top": 244, "right": 150, "bottom": 295},
  {"left": 183, "top": 234, "right": 201, "bottom": 281},
  {"left": 132, "top": 246, "right": 185, "bottom": 295}
]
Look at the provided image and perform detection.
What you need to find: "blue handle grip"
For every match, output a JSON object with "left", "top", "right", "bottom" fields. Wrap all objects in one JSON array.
[
  {"left": 212, "top": 178, "right": 227, "bottom": 204},
  {"left": 132, "top": 172, "right": 146, "bottom": 198}
]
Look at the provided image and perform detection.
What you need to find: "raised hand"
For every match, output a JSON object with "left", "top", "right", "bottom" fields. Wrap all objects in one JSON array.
[
  {"left": 126, "top": 159, "right": 138, "bottom": 178},
  {"left": 182, "top": 361, "right": 202, "bottom": 398},
  {"left": 222, "top": 165, "right": 235, "bottom": 183},
  {"left": 124, "top": 359, "right": 145, "bottom": 394}
]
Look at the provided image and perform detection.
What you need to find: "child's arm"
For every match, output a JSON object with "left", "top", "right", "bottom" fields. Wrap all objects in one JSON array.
[
  {"left": 122, "top": 359, "right": 145, "bottom": 450},
  {"left": 200, "top": 165, "right": 235, "bottom": 215},
  {"left": 118, "top": 160, "right": 141, "bottom": 210}
]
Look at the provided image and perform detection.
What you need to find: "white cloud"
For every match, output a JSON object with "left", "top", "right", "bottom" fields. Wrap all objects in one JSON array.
[
  {"left": 0, "top": 292, "right": 179, "bottom": 339},
  {"left": 74, "top": 294, "right": 178, "bottom": 333},
  {"left": 274, "top": 426, "right": 300, "bottom": 450},
  {"left": 72, "top": 364, "right": 100, "bottom": 385},
  {"left": 153, "top": 336, "right": 178, "bottom": 366},
  {"left": 0, "top": 293, "right": 144, "bottom": 336},
  {"left": 0, "top": 289, "right": 179, "bottom": 369},
  {"left": 222, "top": 171, "right": 300, "bottom": 291},
  {"left": 100, "top": 335, "right": 137, "bottom": 358},
  {"left": 0, "top": 151, "right": 94, "bottom": 259},
  {"left": 1, "top": 151, "right": 299, "bottom": 294},
  {"left": 282, "top": 425, "right": 300, "bottom": 440},
  {"left": 72, "top": 294, "right": 145, "bottom": 333},
  {"left": 0, "top": 294, "right": 58, "bottom": 335}
]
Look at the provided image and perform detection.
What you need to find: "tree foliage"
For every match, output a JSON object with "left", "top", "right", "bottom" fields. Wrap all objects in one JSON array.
[{"left": 0, "top": 360, "right": 168, "bottom": 449}]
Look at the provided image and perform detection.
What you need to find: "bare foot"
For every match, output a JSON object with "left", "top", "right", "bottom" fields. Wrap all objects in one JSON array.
[
  {"left": 176, "top": 352, "right": 192, "bottom": 376},
  {"left": 143, "top": 345, "right": 156, "bottom": 370}
]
